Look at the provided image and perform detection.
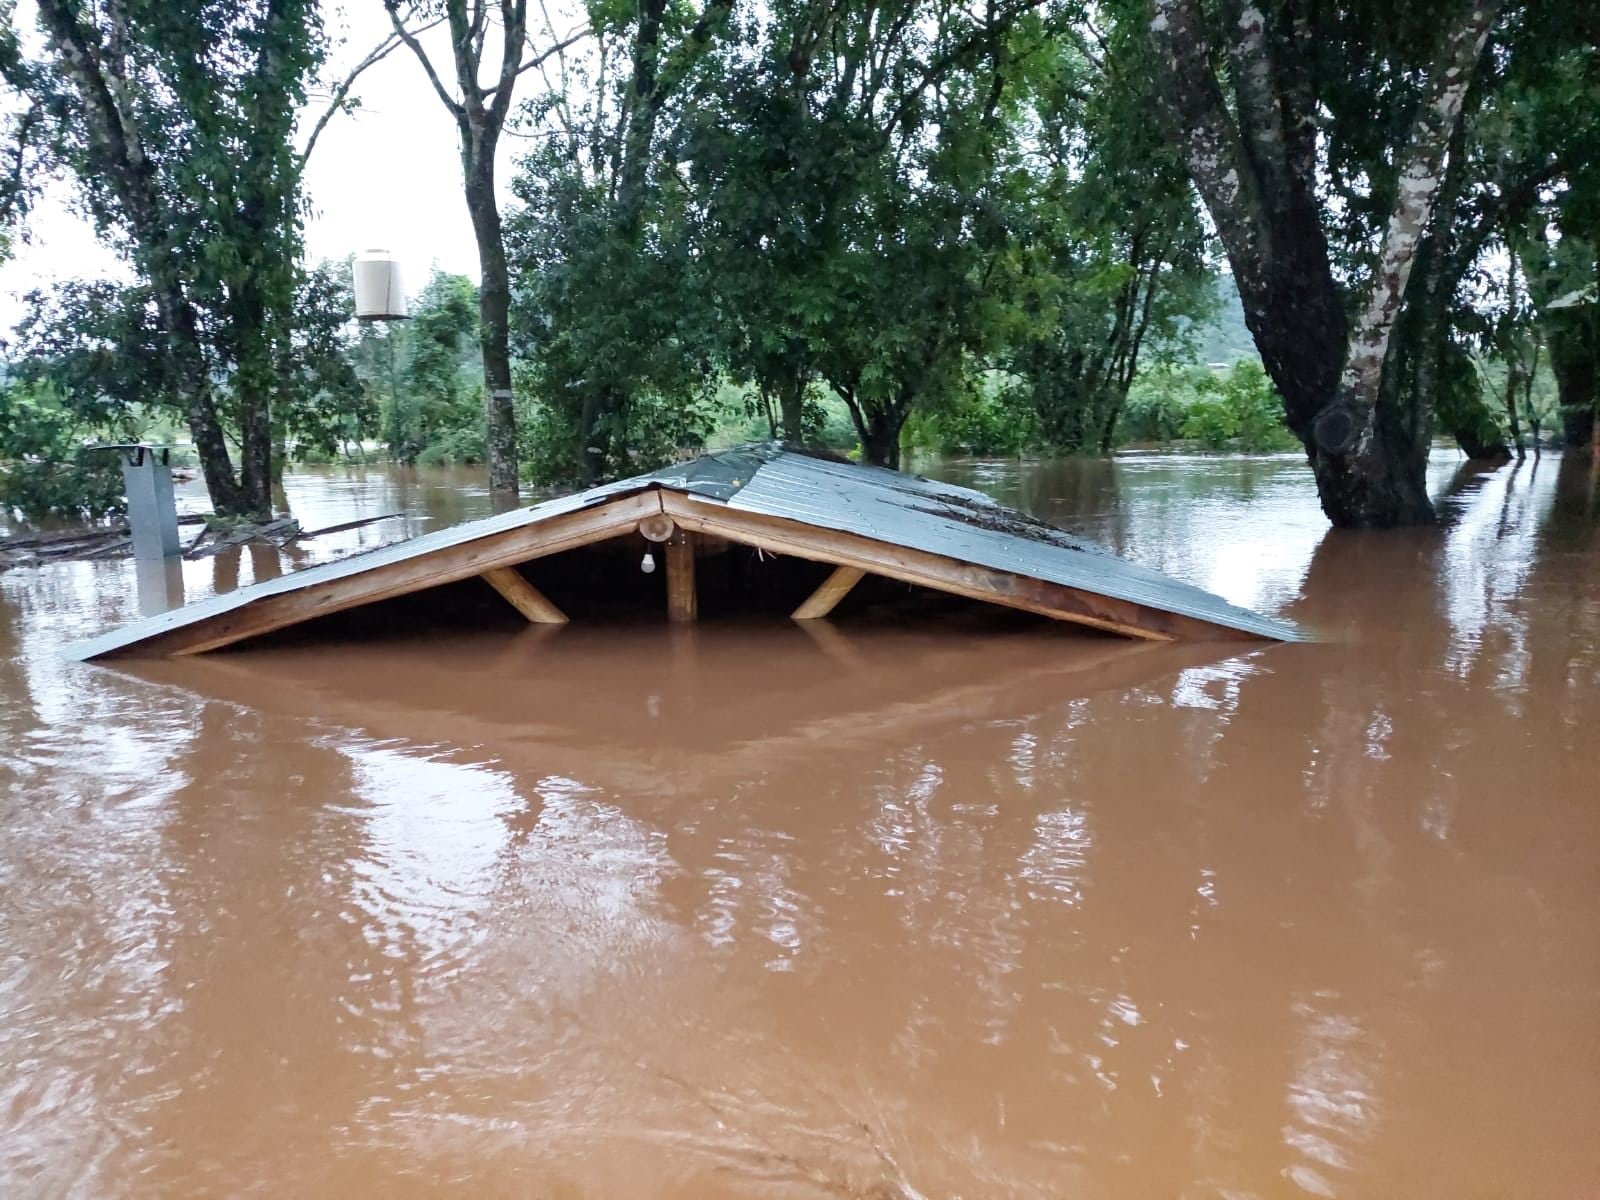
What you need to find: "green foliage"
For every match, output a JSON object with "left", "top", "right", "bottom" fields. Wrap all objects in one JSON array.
[
  {"left": 1119, "top": 371, "right": 1190, "bottom": 443},
  {"left": 1175, "top": 362, "right": 1297, "bottom": 452},
  {"left": 994, "top": 24, "right": 1217, "bottom": 454},
  {"left": 1115, "top": 361, "right": 1296, "bottom": 451},
  {"left": 507, "top": 115, "right": 719, "bottom": 482},
  {"left": 416, "top": 427, "right": 486, "bottom": 468},
  {"left": 358, "top": 270, "right": 485, "bottom": 465},
  {"left": 905, "top": 377, "right": 1034, "bottom": 457},
  {"left": 11, "top": 264, "right": 377, "bottom": 469},
  {"left": 14, "top": 0, "right": 1591, "bottom": 495},
  {"left": 4, "top": 0, "right": 328, "bottom": 515},
  {"left": 277, "top": 261, "right": 375, "bottom": 462},
  {"left": 0, "top": 383, "right": 125, "bottom": 521}
]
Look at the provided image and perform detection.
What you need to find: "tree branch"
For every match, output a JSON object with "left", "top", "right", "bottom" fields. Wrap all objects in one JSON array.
[
  {"left": 383, "top": 0, "right": 466, "bottom": 122},
  {"left": 299, "top": 17, "right": 446, "bottom": 165},
  {"left": 878, "top": 0, "right": 1048, "bottom": 144},
  {"left": 512, "top": 26, "right": 592, "bottom": 80},
  {"left": 1148, "top": 0, "right": 1267, "bottom": 280}
]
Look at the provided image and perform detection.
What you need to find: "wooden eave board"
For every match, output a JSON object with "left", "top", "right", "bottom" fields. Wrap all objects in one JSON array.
[{"left": 64, "top": 479, "right": 654, "bottom": 661}]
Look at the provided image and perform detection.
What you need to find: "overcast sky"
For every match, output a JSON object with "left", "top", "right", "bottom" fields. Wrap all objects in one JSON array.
[{"left": 0, "top": 6, "right": 536, "bottom": 328}]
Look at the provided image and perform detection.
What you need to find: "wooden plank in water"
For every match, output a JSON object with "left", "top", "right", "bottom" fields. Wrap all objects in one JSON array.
[
  {"left": 661, "top": 492, "right": 1257, "bottom": 643},
  {"left": 481, "top": 566, "right": 568, "bottom": 624},
  {"left": 792, "top": 565, "right": 866, "bottom": 620},
  {"left": 665, "top": 531, "right": 697, "bottom": 623}
]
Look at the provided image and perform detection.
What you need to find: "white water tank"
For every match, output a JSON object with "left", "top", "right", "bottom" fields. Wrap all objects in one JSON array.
[{"left": 353, "top": 249, "right": 406, "bottom": 320}]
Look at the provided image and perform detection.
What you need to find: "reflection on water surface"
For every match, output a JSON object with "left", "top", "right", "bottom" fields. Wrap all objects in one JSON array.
[{"left": 2, "top": 453, "right": 1597, "bottom": 1197}]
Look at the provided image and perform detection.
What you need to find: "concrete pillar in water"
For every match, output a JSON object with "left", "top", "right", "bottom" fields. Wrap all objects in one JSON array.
[{"left": 119, "top": 446, "right": 181, "bottom": 561}]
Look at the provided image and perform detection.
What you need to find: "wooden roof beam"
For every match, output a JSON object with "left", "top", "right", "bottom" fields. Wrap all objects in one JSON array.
[
  {"left": 793, "top": 565, "right": 866, "bottom": 620},
  {"left": 481, "top": 566, "right": 568, "bottom": 624}
]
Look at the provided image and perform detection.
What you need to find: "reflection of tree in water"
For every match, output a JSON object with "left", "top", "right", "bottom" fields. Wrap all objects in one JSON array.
[
  {"left": 0, "top": 578, "right": 38, "bottom": 732},
  {"left": 1182, "top": 458, "right": 1600, "bottom": 1197},
  {"left": 1531, "top": 456, "right": 1600, "bottom": 731}
]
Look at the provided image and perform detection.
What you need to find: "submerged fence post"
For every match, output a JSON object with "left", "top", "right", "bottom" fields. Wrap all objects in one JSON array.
[{"left": 118, "top": 445, "right": 181, "bottom": 561}]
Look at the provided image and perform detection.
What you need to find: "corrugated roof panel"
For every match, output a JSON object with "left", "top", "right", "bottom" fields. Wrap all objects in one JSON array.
[{"left": 723, "top": 452, "right": 1304, "bottom": 641}]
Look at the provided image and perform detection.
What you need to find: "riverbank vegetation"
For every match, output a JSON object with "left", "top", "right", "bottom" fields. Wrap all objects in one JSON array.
[{"left": 0, "top": 0, "right": 1595, "bottom": 527}]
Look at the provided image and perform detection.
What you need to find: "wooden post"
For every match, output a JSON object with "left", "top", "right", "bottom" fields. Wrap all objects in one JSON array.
[
  {"left": 481, "top": 565, "right": 568, "bottom": 624},
  {"left": 665, "top": 531, "right": 697, "bottom": 622},
  {"left": 792, "top": 565, "right": 865, "bottom": 619}
]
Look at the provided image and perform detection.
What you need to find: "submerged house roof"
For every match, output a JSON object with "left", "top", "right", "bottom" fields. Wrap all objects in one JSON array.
[{"left": 68, "top": 446, "right": 1305, "bottom": 661}]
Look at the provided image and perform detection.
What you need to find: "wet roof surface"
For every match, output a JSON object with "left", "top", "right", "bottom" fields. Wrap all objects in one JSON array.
[
  {"left": 707, "top": 450, "right": 1302, "bottom": 640},
  {"left": 68, "top": 445, "right": 1305, "bottom": 659}
]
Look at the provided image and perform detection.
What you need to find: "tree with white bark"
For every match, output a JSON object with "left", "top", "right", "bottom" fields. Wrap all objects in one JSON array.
[{"left": 1144, "top": 0, "right": 1503, "bottom": 527}]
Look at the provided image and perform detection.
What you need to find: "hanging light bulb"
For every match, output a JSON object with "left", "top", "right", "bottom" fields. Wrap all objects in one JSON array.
[{"left": 640, "top": 549, "right": 656, "bottom": 574}]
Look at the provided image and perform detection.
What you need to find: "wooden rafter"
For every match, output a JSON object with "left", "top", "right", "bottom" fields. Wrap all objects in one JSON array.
[
  {"left": 481, "top": 566, "right": 567, "bottom": 624},
  {"left": 792, "top": 565, "right": 866, "bottom": 620}
]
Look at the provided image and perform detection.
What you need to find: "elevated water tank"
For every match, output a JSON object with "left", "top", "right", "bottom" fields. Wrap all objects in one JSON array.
[{"left": 353, "top": 249, "right": 406, "bottom": 320}]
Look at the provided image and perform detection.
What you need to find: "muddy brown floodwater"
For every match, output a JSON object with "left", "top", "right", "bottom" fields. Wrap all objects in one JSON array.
[{"left": 2, "top": 453, "right": 1597, "bottom": 1199}]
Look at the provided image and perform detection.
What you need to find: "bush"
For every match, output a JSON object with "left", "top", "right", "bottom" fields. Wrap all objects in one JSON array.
[
  {"left": 0, "top": 384, "right": 126, "bottom": 521},
  {"left": 416, "top": 426, "right": 486, "bottom": 467},
  {"left": 1119, "top": 371, "right": 1190, "bottom": 443},
  {"left": 1180, "top": 393, "right": 1236, "bottom": 449},
  {"left": 1218, "top": 359, "right": 1297, "bottom": 451},
  {"left": 906, "top": 378, "right": 1033, "bottom": 456},
  {"left": 1123, "top": 360, "right": 1295, "bottom": 451}
]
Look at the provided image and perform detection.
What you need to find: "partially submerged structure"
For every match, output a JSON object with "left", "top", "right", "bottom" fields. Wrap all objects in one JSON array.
[{"left": 69, "top": 446, "right": 1304, "bottom": 660}]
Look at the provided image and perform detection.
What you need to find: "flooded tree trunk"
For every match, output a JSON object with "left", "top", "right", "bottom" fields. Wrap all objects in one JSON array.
[
  {"left": 1555, "top": 361, "right": 1596, "bottom": 448},
  {"left": 464, "top": 142, "right": 519, "bottom": 499},
  {"left": 159, "top": 287, "right": 250, "bottom": 516},
  {"left": 1149, "top": 0, "right": 1500, "bottom": 527},
  {"left": 1502, "top": 255, "right": 1527, "bottom": 459},
  {"left": 1548, "top": 306, "right": 1597, "bottom": 450},
  {"left": 37, "top": 0, "right": 254, "bottom": 517},
  {"left": 779, "top": 375, "right": 807, "bottom": 444},
  {"left": 1502, "top": 358, "right": 1527, "bottom": 460},
  {"left": 834, "top": 382, "right": 907, "bottom": 469},
  {"left": 230, "top": 277, "right": 277, "bottom": 519},
  {"left": 861, "top": 412, "right": 903, "bottom": 470}
]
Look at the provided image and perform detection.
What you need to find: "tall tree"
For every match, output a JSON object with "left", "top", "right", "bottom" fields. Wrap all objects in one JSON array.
[
  {"left": 680, "top": 0, "right": 1048, "bottom": 465},
  {"left": 1000, "top": 18, "right": 1213, "bottom": 454},
  {"left": 4, "top": 0, "right": 325, "bottom": 517},
  {"left": 504, "top": 0, "right": 736, "bottom": 483},
  {"left": 1144, "top": 0, "right": 1502, "bottom": 527},
  {"left": 383, "top": 0, "right": 586, "bottom": 499}
]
